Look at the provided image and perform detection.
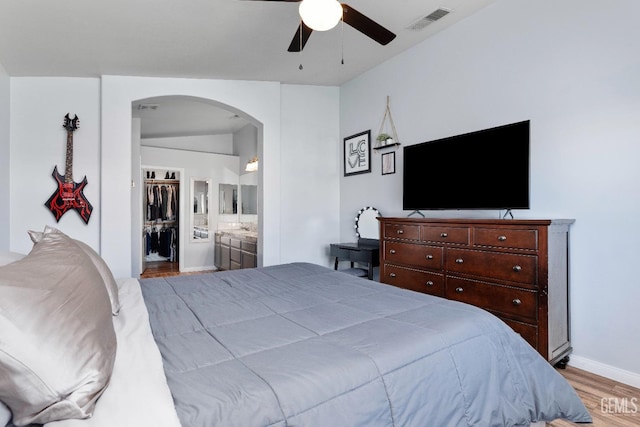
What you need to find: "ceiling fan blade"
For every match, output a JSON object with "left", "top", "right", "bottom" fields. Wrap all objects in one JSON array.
[
  {"left": 287, "top": 22, "right": 313, "bottom": 52},
  {"left": 341, "top": 4, "right": 396, "bottom": 45}
]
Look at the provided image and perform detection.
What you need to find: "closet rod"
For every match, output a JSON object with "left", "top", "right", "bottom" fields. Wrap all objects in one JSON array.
[{"left": 145, "top": 179, "right": 180, "bottom": 184}]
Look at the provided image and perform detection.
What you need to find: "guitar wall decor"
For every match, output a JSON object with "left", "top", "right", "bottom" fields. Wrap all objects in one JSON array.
[{"left": 45, "top": 114, "right": 93, "bottom": 224}]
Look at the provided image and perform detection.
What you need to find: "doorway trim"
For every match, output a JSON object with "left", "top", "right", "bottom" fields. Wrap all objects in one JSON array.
[{"left": 138, "top": 165, "right": 185, "bottom": 277}]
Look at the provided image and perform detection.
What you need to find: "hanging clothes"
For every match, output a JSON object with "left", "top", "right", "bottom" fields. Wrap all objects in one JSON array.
[
  {"left": 144, "top": 176, "right": 179, "bottom": 264},
  {"left": 145, "top": 182, "right": 179, "bottom": 221}
]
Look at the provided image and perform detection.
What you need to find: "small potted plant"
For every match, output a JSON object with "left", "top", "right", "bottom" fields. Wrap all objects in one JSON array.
[{"left": 376, "top": 133, "right": 394, "bottom": 146}]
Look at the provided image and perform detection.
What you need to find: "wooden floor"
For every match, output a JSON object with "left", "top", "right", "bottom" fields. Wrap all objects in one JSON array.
[
  {"left": 140, "top": 261, "right": 216, "bottom": 278},
  {"left": 549, "top": 366, "right": 640, "bottom": 426},
  {"left": 140, "top": 266, "right": 639, "bottom": 425}
]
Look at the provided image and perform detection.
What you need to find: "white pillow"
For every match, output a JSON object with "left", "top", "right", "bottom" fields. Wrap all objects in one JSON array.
[
  {"left": 0, "top": 252, "right": 25, "bottom": 267},
  {"left": 0, "top": 231, "right": 117, "bottom": 425},
  {"left": 28, "top": 226, "right": 121, "bottom": 315},
  {"left": 0, "top": 401, "right": 10, "bottom": 426}
]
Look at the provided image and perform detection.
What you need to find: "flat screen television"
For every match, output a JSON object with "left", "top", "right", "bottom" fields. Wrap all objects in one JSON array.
[{"left": 403, "top": 120, "right": 530, "bottom": 211}]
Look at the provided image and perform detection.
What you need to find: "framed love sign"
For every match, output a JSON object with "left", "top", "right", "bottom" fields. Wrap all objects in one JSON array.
[{"left": 343, "top": 130, "right": 371, "bottom": 177}]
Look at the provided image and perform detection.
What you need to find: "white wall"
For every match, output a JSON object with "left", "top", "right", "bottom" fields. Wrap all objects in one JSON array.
[
  {"left": 141, "top": 146, "right": 239, "bottom": 271},
  {"left": 131, "top": 118, "right": 143, "bottom": 276},
  {"left": 235, "top": 124, "right": 259, "bottom": 224},
  {"left": 234, "top": 124, "right": 258, "bottom": 176},
  {"left": 340, "top": 0, "right": 640, "bottom": 385},
  {"left": 7, "top": 76, "right": 340, "bottom": 275},
  {"left": 280, "top": 85, "right": 341, "bottom": 266},
  {"left": 143, "top": 134, "right": 233, "bottom": 154},
  {"left": 100, "top": 76, "right": 341, "bottom": 277},
  {"left": 9, "top": 78, "right": 101, "bottom": 254},
  {"left": 0, "top": 62, "right": 9, "bottom": 250},
  {"left": 101, "top": 76, "right": 282, "bottom": 277}
]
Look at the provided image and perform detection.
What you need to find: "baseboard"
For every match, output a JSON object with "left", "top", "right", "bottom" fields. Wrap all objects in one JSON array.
[
  {"left": 180, "top": 265, "right": 217, "bottom": 273},
  {"left": 569, "top": 355, "right": 640, "bottom": 389}
]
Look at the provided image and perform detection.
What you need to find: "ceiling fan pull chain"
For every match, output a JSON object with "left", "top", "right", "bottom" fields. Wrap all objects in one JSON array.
[
  {"left": 299, "top": 17, "right": 304, "bottom": 70},
  {"left": 341, "top": 17, "right": 345, "bottom": 65}
]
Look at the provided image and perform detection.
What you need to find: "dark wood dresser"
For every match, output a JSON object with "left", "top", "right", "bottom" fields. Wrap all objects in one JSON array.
[{"left": 378, "top": 217, "right": 574, "bottom": 365}]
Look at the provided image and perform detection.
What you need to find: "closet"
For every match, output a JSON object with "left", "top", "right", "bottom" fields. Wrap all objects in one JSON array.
[{"left": 143, "top": 169, "right": 180, "bottom": 273}]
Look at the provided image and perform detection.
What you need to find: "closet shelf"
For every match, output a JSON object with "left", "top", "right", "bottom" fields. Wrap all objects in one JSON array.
[{"left": 145, "top": 179, "right": 180, "bottom": 184}]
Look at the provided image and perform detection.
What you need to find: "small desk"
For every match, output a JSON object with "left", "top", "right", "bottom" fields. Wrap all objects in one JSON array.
[{"left": 329, "top": 239, "right": 380, "bottom": 280}]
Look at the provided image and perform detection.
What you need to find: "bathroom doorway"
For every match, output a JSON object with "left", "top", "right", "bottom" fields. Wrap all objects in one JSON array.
[{"left": 131, "top": 96, "right": 259, "bottom": 277}]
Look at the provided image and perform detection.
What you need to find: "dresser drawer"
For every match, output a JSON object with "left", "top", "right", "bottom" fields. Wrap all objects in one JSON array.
[
  {"left": 446, "top": 248, "right": 537, "bottom": 286},
  {"left": 474, "top": 227, "right": 538, "bottom": 250},
  {"left": 382, "top": 265, "right": 444, "bottom": 297},
  {"left": 230, "top": 247, "right": 241, "bottom": 263},
  {"left": 384, "top": 223, "right": 421, "bottom": 241},
  {"left": 421, "top": 226, "right": 470, "bottom": 245},
  {"left": 446, "top": 277, "right": 537, "bottom": 321},
  {"left": 383, "top": 241, "right": 443, "bottom": 270},
  {"left": 242, "top": 252, "right": 257, "bottom": 268},
  {"left": 501, "top": 317, "right": 538, "bottom": 349},
  {"left": 241, "top": 241, "right": 257, "bottom": 253}
]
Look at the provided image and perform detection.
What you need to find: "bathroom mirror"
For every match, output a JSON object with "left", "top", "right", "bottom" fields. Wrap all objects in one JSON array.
[
  {"left": 355, "top": 207, "right": 381, "bottom": 241},
  {"left": 191, "top": 178, "right": 211, "bottom": 242},
  {"left": 219, "top": 183, "right": 238, "bottom": 215},
  {"left": 241, "top": 185, "right": 257, "bottom": 215}
]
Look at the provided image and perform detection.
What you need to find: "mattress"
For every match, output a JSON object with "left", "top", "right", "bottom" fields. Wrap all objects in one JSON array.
[{"left": 139, "top": 262, "right": 591, "bottom": 427}]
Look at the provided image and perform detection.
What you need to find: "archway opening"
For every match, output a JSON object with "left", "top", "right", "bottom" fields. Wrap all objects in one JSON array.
[{"left": 130, "top": 95, "right": 261, "bottom": 277}]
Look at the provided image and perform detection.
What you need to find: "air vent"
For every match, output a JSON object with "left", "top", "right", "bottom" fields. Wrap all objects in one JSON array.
[
  {"left": 137, "top": 104, "right": 159, "bottom": 111},
  {"left": 406, "top": 8, "right": 451, "bottom": 31}
]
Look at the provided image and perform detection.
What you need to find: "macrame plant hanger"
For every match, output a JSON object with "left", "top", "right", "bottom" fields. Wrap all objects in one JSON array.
[{"left": 376, "top": 96, "right": 400, "bottom": 149}]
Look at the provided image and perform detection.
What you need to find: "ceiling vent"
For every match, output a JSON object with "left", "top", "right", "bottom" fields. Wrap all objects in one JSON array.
[
  {"left": 137, "top": 104, "right": 159, "bottom": 111},
  {"left": 406, "top": 8, "right": 451, "bottom": 31}
]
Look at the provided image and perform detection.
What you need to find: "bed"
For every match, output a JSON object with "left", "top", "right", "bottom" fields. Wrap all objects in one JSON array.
[{"left": 1, "top": 234, "right": 591, "bottom": 427}]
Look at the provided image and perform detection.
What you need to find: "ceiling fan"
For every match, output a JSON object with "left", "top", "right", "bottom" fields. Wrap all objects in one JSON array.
[{"left": 244, "top": 0, "right": 396, "bottom": 52}]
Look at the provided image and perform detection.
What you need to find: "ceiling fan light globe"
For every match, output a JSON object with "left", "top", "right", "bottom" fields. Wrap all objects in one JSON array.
[{"left": 299, "top": 0, "right": 343, "bottom": 32}]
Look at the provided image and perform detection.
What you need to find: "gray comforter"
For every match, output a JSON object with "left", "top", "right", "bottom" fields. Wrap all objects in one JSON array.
[{"left": 140, "top": 262, "right": 591, "bottom": 427}]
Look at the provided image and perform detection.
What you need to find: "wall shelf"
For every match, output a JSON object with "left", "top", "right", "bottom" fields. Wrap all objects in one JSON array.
[{"left": 373, "top": 142, "right": 401, "bottom": 151}]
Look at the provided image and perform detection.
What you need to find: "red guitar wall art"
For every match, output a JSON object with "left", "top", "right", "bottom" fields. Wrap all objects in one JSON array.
[{"left": 45, "top": 114, "right": 93, "bottom": 224}]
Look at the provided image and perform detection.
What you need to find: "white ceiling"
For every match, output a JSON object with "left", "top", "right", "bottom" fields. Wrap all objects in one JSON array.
[
  {"left": 1, "top": 0, "right": 498, "bottom": 136},
  {"left": 132, "top": 97, "right": 251, "bottom": 138}
]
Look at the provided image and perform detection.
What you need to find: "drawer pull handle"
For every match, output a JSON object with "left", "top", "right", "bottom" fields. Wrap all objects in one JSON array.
[
  {"left": 498, "top": 235, "right": 507, "bottom": 241},
  {"left": 440, "top": 232, "right": 448, "bottom": 238},
  {"left": 455, "top": 258, "right": 464, "bottom": 264},
  {"left": 389, "top": 249, "right": 396, "bottom": 254},
  {"left": 426, "top": 281, "right": 434, "bottom": 287},
  {"left": 390, "top": 273, "right": 397, "bottom": 278},
  {"left": 397, "top": 230, "right": 404, "bottom": 234},
  {"left": 455, "top": 287, "right": 464, "bottom": 293},
  {"left": 512, "top": 298, "right": 522, "bottom": 306},
  {"left": 426, "top": 255, "right": 434, "bottom": 260},
  {"left": 512, "top": 265, "right": 522, "bottom": 272}
]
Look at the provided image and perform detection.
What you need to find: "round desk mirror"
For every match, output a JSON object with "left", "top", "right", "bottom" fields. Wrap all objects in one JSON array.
[{"left": 355, "top": 207, "right": 381, "bottom": 240}]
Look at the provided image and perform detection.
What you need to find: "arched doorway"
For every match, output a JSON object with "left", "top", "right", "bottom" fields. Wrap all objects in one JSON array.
[{"left": 131, "top": 95, "right": 260, "bottom": 277}]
